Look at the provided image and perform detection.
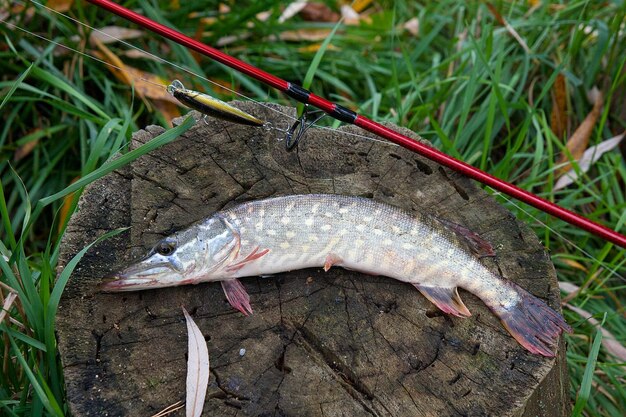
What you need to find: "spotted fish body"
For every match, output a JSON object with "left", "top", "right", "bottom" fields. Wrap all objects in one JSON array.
[{"left": 104, "top": 194, "right": 570, "bottom": 357}]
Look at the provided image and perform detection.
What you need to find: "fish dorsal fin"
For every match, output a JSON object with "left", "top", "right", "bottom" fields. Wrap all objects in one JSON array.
[
  {"left": 435, "top": 217, "right": 495, "bottom": 258},
  {"left": 413, "top": 284, "right": 472, "bottom": 318}
]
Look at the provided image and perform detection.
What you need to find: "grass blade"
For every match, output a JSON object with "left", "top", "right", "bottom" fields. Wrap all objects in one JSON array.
[
  {"left": 572, "top": 325, "right": 604, "bottom": 416},
  {"left": 0, "top": 63, "right": 33, "bottom": 111},
  {"left": 39, "top": 115, "right": 194, "bottom": 206}
]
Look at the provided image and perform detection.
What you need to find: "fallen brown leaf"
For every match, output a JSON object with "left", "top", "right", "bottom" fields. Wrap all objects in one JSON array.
[
  {"left": 58, "top": 177, "right": 80, "bottom": 235},
  {"left": 0, "top": 292, "right": 18, "bottom": 326},
  {"left": 555, "top": 132, "right": 624, "bottom": 190},
  {"left": 351, "top": 0, "right": 374, "bottom": 13},
  {"left": 340, "top": 5, "right": 360, "bottom": 25},
  {"left": 279, "top": 1, "right": 307, "bottom": 23},
  {"left": 565, "top": 304, "right": 626, "bottom": 362},
  {"left": 89, "top": 26, "right": 144, "bottom": 44},
  {"left": 486, "top": 3, "right": 530, "bottom": 53},
  {"left": 151, "top": 401, "right": 184, "bottom": 417},
  {"left": 557, "top": 87, "right": 604, "bottom": 175},
  {"left": 279, "top": 28, "right": 333, "bottom": 42},
  {"left": 550, "top": 73, "right": 568, "bottom": 139},
  {"left": 14, "top": 139, "right": 38, "bottom": 161},
  {"left": 560, "top": 259, "right": 588, "bottom": 272},
  {"left": 300, "top": 2, "right": 340, "bottom": 22},
  {"left": 403, "top": 17, "right": 420, "bottom": 37},
  {"left": 46, "top": 0, "right": 74, "bottom": 13},
  {"left": 90, "top": 37, "right": 177, "bottom": 107},
  {"left": 183, "top": 307, "right": 210, "bottom": 417},
  {"left": 121, "top": 49, "right": 162, "bottom": 61},
  {"left": 298, "top": 43, "right": 339, "bottom": 53}
]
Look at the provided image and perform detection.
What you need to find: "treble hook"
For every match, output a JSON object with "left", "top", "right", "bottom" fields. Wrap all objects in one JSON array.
[{"left": 285, "top": 105, "right": 326, "bottom": 151}]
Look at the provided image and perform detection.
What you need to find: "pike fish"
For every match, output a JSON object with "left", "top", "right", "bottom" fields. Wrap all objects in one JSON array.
[{"left": 103, "top": 194, "right": 570, "bottom": 357}]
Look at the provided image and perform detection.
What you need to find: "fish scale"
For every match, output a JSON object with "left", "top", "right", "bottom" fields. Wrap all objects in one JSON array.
[{"left": 104, "top": 194, "right": 571, "bottom": 357}]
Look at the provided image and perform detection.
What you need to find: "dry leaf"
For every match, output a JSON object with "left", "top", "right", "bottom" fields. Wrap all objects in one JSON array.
[
  {"left": 560, "top": 259, "right": 588, "bottom": 272},
  {"left": 121, "top": 49, "right": 162, "bottom": 61},
  {"left": 558, "top": 281, "right": 580, "bottom": 294},
  {"left": 14, "top": 139, "right": 38, "bottom": 161},
  {"left": 90, "top": 38, "right": 177, "bottom": 107},
  {"left": 0, "top": 292, "right": 18, "bottom": 325},
  {"left": 279, "top": 28, "right": 333, "bottom": 42},
  {"left": 550, "top": 73, "right": 567, "bottom": 139},
  {"left": 351, "top": 0, "right": 373, "bottom": 13},
  {"left": 89, "top": 26, "right": 144, "bottom": 44},
  {"left": 556, "top": 87, "right": 604, "bottom": 175},
  {"left": 279, "top": 1, "right": 307, "bottom": 23},
  {"left": 218, "top": 3, "right": 230, "bottom": 14},
  {"left": 404, "top": 17, "right": 420, "bottom": 37},
  {"left": 298, "top": 43, "right": 339, "bottom": 53},
  {"left": 256, "top": 11, "right": 272, "bottom": 22},
  {"left": 340, "top": 5, "right": 360, "bottom": 25},
  {"left": 300, "top": 2, "right": 340, "bottom": 22},
  {"left": 555, "top": 133, "right": 624, "bottom": 190},
  {"left": 151, "top": 401, "right": 184, "bottom": 417},
  {"left": 183, "top": 307, "right": 210, "bottom": 417},
  {"left": 58, "top": 176, "right": 80, "bottom": 235},
  {"left": 46, "top": 0, "right": 74, "bottom": 12},
  {"left": 486, "top": 3, "right": 530, "bottom": 53},
  {"left": 565, "top": 304, "right": 626, "bottom": 361}
]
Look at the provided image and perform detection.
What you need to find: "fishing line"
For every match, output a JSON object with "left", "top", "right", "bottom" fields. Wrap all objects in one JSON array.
[
  {"left": 19, "top": 0, "right": 397, "bottom": 146},
  {"left": 25, "top": 0, "right": 296, "bottom": 119},
  {"left": 486, "top": 186, "right": 626, "bottom": 284}
]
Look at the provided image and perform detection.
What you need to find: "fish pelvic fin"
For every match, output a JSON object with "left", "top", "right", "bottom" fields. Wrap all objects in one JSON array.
[
  {"left": 324, "top": 253, "right": 342, "bottom": 272},
  {"left": 413, "top": 284, "right": 472, "bottom": 318},
  {"left": 486, "top": 281, "right": 571, "bottom": 357},
  {"left": 221, "top": 279, "right": 253, "bottom": 316}
]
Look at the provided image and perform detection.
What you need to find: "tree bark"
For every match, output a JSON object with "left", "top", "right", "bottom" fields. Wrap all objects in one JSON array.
[{"left": 58, "top": 102, "right": 569, "bottom": 417}]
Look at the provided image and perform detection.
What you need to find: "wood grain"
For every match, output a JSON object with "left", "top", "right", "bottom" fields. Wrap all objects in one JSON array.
[{"left": 57, "top": 102, "right": 569, "bottom": 416}]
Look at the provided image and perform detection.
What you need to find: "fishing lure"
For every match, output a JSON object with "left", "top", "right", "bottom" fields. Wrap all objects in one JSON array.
[
  {"left": 102, "top": 194, "right": 571, "bottom": 357},
  {"left": 167, "top": 79, "right": 265, "bottom": 127},
  {"left": 167, "top": 79, "right": 323, "bottom": 151}
]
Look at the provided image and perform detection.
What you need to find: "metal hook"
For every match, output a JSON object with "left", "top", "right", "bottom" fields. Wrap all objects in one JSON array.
[{"left": 285, "top": 105, "right": 325, "bottom": 151}]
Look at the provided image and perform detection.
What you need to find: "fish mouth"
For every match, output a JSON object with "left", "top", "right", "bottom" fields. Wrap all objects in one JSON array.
[{"left": 100, "top": 264, "right": 176, "bottom": 292}]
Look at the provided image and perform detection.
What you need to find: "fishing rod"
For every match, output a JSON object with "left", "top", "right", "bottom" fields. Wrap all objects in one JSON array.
[{"left": 85, "top": 0, "right": 626, "bottom": 249}]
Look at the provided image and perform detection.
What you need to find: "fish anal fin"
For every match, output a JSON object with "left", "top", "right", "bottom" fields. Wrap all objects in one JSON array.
[
  {"left": 324, "top": 253, "right": 342, "bottom": 272},
  {"left": 221, "top": 279, "right": 253, "bottom": 316},
  {"left": 413, "top": 284, "right": 472, "bottom": 318},
  {"left": 437, "top": 217, "right": 495, "bottom": 258}
]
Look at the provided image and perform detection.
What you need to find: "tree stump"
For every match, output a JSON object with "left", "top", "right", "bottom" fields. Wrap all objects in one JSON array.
[{"left": 58, "top": 102, "right": 569, "bottom": 417}]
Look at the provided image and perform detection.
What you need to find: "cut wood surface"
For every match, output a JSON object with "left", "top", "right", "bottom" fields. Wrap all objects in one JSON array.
[{"left": 58, "top": 102, "right": 569, "bottom": 417}]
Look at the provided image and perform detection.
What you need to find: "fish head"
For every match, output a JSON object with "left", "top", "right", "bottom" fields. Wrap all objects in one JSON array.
[{"left": 101, "top": 216, "right": 239, "bottom": 291}]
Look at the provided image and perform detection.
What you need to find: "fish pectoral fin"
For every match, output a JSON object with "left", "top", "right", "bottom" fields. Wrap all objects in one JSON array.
[
  {"left": 221, "top": 279, "right": 253, "bottom": 316},
  {"left": 225, "top": 246, "right": 270, "bottom": 273},
  {"left": 324, "top": 253, "right": 342, "bottom": 272},
  {"left": 436, "top": 217, "right": 495, "bottom": 258},
  {"left": 413, "top": 284, "right": 472, "bottom": 318}
]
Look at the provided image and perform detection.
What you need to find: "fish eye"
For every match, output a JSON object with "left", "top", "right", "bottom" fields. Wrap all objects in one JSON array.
[{"left": 156, "top": 241, "right": 176, "bottom": 256}]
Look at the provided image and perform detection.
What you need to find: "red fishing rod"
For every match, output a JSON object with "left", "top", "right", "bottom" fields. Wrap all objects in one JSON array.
[{"left": 86, "top": 0, "right": 626, "bottom": 249}]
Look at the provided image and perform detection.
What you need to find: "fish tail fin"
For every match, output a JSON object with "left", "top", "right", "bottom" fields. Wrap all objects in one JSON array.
[{"left": 487, "top": 281, "right": 571, "bottom": 357}]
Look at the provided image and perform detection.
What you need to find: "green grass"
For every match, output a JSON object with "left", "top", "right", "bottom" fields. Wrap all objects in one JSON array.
[{"left": 1, "top": 0, "right": 625, "bottom": 415}]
